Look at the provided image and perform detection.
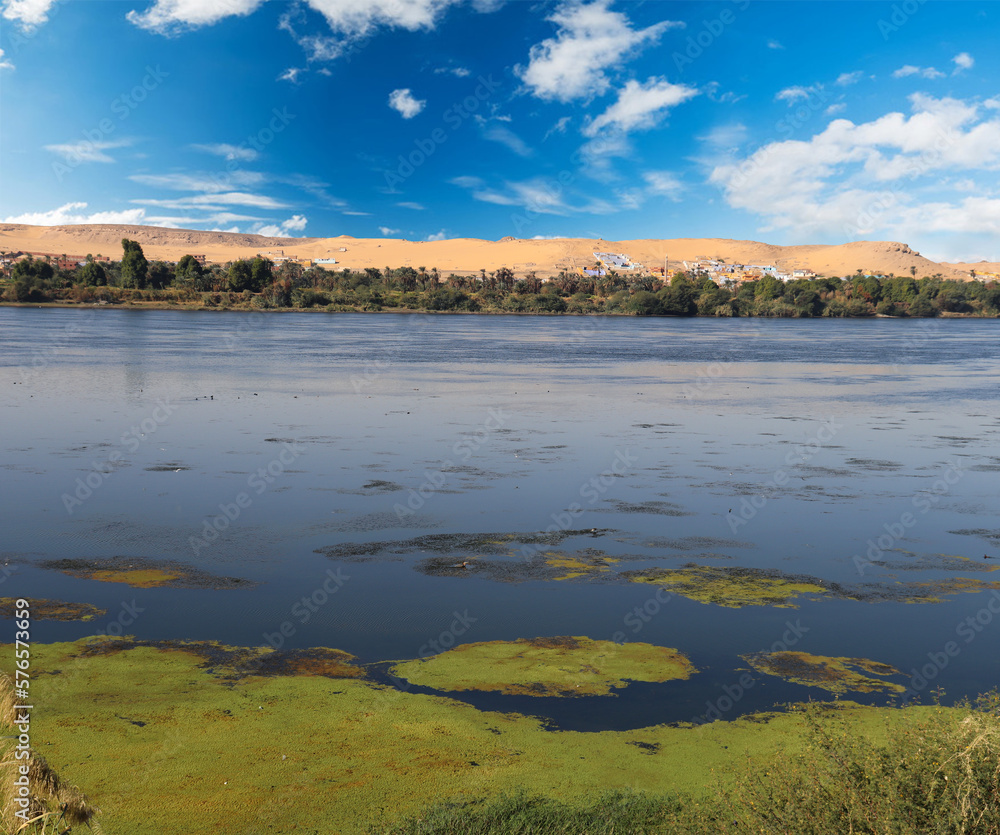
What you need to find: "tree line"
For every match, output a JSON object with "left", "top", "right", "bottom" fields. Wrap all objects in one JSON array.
[{"left": 4, "top": 238, "right": 1000, "bottom": 317}]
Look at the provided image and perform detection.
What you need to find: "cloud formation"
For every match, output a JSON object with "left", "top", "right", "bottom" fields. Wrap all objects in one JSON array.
[
  {"left": 517, "top": 0, "right": 678, "bottom": 102},
  {"left": 388, "top": 88, "right": 425, "bottom": 119}
]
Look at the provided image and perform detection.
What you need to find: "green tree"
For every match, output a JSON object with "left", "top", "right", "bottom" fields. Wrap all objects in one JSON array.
[
  {"left": 120, "top": 239, "right": 148, "bottom": 289},
  {"left": 175, "top": 255, "right": 204, "bottom": 288},
  {"left": 147, "top": 261, "right": 174, "bottom": 290},
  {"left": 228, "top": 260, "right": 254, "bottom": 293},
  {"left": 250, "top": 256, "right": 274, "bottom": 293},
  {"left": 77, "top": 261, "right": 107, "bottom": 286}
]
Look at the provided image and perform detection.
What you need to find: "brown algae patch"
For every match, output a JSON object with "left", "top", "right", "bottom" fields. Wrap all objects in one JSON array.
[
  {"left": 390, "top": 636, "right": 696, "bottom": 697},
  {"left": 78, "top": 637, "right": 365, "bottom": 681},
  {"left": 39, "top": 557, "right": 254, "bottom": 589},
  {"left": 742, "top": 651, "right": 905, "bottom": 694},
  {"left": 0, "top": 598, "right": 105, "bottom": 621},
  {"left": 625, "top": 565, "right": 827, "bottom": 608}
]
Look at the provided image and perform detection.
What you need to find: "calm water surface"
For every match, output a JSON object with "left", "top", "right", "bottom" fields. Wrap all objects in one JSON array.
[{"left": 2, "top": 308, "right": 999, "bottom": 729}]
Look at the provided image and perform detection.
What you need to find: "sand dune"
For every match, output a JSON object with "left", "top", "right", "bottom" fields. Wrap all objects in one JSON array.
[{"left": 0, "top": 224, "right": 972, "bottom": 280}]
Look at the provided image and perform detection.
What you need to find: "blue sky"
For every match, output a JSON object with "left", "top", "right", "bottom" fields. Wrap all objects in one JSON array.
[{"left": 1, "top": 0, "right": 999, "bottom": 260}]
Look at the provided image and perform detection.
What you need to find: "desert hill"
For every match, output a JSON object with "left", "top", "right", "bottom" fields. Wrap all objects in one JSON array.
[{"left": 0, "top": 224, "right": 972, "bottom": 280}]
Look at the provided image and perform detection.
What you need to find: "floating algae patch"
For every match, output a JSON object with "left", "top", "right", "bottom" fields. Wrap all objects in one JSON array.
[
  {"left": 417, "top": 548, "right": 623, "bottom": 583},
  {"left": 316, "top": 529, "right": 614, "bottom": 562},
  {"left": 39, "top": 557, "right": 255, "bottom": 589},
  {"left": 545, "top": 551, "right": 619, "bottom": 581},
  {"left": 389, "top": 636, "right": 696, "bottom": 697},
  {"left": 742, "top": 651, "right": 905, "bottom": 695},
  {"left": 77, "top": 636, "right": 365, "bottom": 681},
  {"left": 603, "top": 500, "right": 691, "bottom": 517},
  {"left": 9, "top": 638, "right": 955, "bottom": 835},
  {"left": 895, "top": 576, "right": 1000, "bottom": 604},
  {"left": 0, "top": 597, "right": 105, "bottom": 621},
  {"left": 625, "top": 564, "right": 828, "bottom": 608}
]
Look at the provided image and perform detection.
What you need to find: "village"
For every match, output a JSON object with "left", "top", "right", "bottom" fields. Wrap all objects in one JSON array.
[{"left": 2, "top": 245, "right": 997, "bottom": 285}]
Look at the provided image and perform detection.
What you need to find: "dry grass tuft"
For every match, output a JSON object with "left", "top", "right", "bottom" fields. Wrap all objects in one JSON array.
[{"left": 0, "top": 674, "right": 101, "bottom": 833}]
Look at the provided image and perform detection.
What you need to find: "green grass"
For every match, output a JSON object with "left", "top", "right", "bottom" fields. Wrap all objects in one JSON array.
[{"left": 384, "top": 693, "right": 1000, "bottom": 835}]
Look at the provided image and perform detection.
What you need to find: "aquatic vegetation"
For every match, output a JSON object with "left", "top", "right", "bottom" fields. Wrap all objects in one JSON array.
[
  {"left": 316, "top": 529, "right": 614, "bottom": 562},
  {"left": 78, "top": 637, "right": 365, "bottom": 681},
  {"left": 5, "top": 638, "right": 972, "bottom": 834},
  {"left": 544, "top": 552, "right": 619, "bottom": 581},
  {"left": 897, "top": 576, "right": 1000, "bottom": 604},
  {"left": 390, "top": 636, "right": 696, "bottom": 697},
  {"left": 742, "top": 651, "right": 905, "bottom": 694},
  {"left": 626, "top": 565, "right": 828, "bottom": 608},
  {"left": 39, "top": 557, "right": 254, "bottom": 589},
  {"left": 0, "top": 597, "right": 104, "bottom": 621}
]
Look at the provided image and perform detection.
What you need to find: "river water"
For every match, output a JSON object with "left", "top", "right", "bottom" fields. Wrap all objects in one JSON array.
[{"left": 2, "top": 308, "right": 999, "bottom": 728}]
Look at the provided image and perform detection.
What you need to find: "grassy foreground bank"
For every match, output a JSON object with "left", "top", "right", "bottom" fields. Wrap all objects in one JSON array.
[{"left": 1, "top": 638, "right": 997, "bottom": 833}]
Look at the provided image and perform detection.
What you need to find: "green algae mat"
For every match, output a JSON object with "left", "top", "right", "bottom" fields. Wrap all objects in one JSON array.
[
  {"left": 1, "top": 636, "right": 940, "bottom": 834},
  {"left": 389, "top": 636, "right": 696, "bottom": 696},
  {"left": 626, "top": 565, "right": 828, "bottom": 608}
]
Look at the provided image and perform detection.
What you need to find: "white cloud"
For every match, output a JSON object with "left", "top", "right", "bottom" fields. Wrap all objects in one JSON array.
[
  {"left": 953, "top": 52, "right": 974, "bottom": 72},
  {"left": 0, "top": 49, "right": 13, "bottom": 70},
  {"left": 642, "top": 171, "right": 683, "bottom": 201},
  {"left": 836, "top": 71, "right": 863, "bottom": 86},
  {"left": 425, "top": 230, "right": 447, "bottom": 241},
  {"left": 516, "top": 0, "right": 679, "bottom": 102},
  {"left": 892, "top": 64, "right": 945, "bottom": 79},
  {"left": 397, "top": 201, "right": 425, "bottom": 210},
  {"left": 1, "top": 0, "right": 58, "bottom": 28},
  {"left": 701, "top": 123, "right": 748, "bottom": 151},
  {"left": 775, "top": 85, "right": 823, "bottom": 104},
  {"left": 583, "top": 77, "right": 697, "bottom": 136},
  {"left": 3, "top": 202, "right": 147, "bottom": 226},
  {"left": 767, "top": 39, "right": 783, "bottom": 50},
  {"left": 544, "top": 116, "right": 572, "bottom": 140},
  {"left": 44, "top": 139, "right": 132, "bottom": 164},
  {"left": 137, "top": 192, "right": 287, "bottom": 209},
  {"left": 127, "top": 0, "right": 264, "bottom": 32},
  {"left": 278, "top": 67, "right": 302, "bottom": 83},
  {"left": 388, "top": 88, "right": 425, "bottom": 119},
  {"left": 129, "top": 171, "right": 265, "bottom": 192},
  {"left": 449, "top": 175, "right": 484, "bottom": 189},
  {"left": 379, "top": 226, "right": 400, "bottom": 235},
  {"left": 709, "top": 93, "right": 1000, "bottom": 246},
  {"left": 252, "top": 214, "right": 308, "bottom": 237},
  {"left": 341, "top": 210, "right": 371, "bottom": 216},
  {"left": 190, "top": 143, "right": 258, "bottom": 162},
  {"left": 482, "top": 124, "right": 532, "bottom": 156},
  {"left": 826, "top": 103, "right": 847, "bottom": 116},
  {"left": 434, "top": 65, "right": 471, "bottom": 77}
]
